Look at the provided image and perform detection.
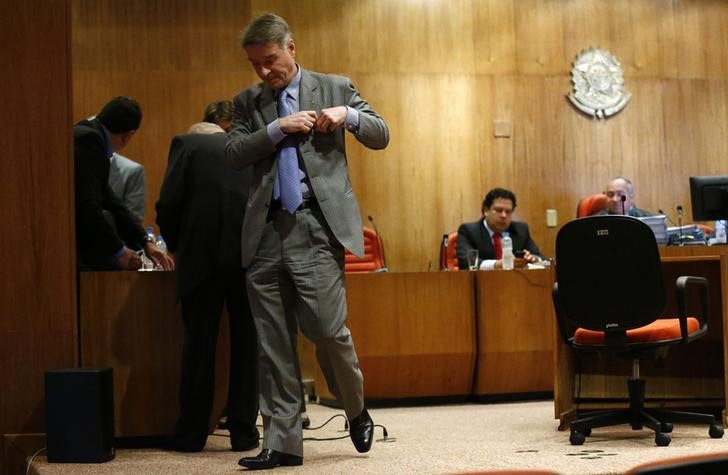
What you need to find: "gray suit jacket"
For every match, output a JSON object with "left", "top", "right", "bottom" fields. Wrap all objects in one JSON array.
[
  {"left": 226, "top": 68, "right": 389, "bottom": 266},
  {"left": 109, "top": 152, "right": 146, "bottom": 223}
]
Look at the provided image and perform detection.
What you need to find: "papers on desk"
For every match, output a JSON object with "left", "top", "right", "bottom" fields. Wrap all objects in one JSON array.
[{"left": 667, "top": 225, "right": 706, "bottom": 245}]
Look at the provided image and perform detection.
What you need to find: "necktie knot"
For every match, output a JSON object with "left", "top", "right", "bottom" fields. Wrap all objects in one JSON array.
[{"left": 277, "top": 90, "right": 292, "bottom": 117}]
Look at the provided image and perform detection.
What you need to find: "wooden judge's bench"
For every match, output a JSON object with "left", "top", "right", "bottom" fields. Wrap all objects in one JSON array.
[
  {"left": 78, "top": 245, "right": 728, "bottom": 438},
  {"left": 78, "top": 267, "right": 555, "bottom": 437}
]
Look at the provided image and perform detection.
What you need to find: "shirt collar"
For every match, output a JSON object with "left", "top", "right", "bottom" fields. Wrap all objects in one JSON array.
[{"left": 281, "top": 65, "right": 302, "bottom": 103}]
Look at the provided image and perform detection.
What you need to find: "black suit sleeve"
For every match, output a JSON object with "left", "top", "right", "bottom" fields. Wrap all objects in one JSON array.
[
  {"left": 513, "top": 222, "right": 543, "bottom": 258},
  {"left": 155, "top": 136, "right": 187, "bottom": 253},
  {"left": 456, "top": 223, "right": 478, "bottom": 270},
  {"left": 75, "top": 129, "right": 145, "bottom": 257}
]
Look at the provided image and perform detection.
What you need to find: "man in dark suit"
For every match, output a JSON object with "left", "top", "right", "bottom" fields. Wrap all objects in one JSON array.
[
  {"left": 156, "top": 122, "right": 259, "bottom": 452},
  {"left": 456, "top": 187, "right": 543, "bottom": 270},
  {"left": 75, "top": 96, "right": 172, "bottom": 271},
  {"left": 227, "top": 13, "right": 389, "bottom": 470}
]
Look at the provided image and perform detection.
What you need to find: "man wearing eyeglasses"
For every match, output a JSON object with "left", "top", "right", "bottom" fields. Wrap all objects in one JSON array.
[
  {"left": 456, "top": 187, "right": 543, "bottom": 270},
  {"left": 597, "top": 176, "right": 656, "bottom": 217}
]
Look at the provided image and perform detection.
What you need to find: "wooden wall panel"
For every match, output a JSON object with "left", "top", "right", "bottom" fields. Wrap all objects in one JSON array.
[
  {"left": 71, "top": 0, "right": 728, "bottom": 272},
  {"left": 0, "top": 2, "right": 74, "bottom": 467}
]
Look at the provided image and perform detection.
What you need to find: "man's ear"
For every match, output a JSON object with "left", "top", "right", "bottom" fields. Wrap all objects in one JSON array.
[{"left": 120, "top": 130, "right": 136, "bottom": 147}]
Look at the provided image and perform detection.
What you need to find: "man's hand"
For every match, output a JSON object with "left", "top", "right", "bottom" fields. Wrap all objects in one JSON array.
[
  {"left": 522, "top": 250, "right": 540, "bottom": 264},
  {"left": 314, "top": 106, "right": 347, "bottom": 132},
  {"left": 143, "top": 242, "right": 176, "bottom": 271},
  {"left": 116, "top": 247, "right": 142, "bottom": 270},
  {"left": 279, "top": 111, "right": 318, "bottom": 134}
]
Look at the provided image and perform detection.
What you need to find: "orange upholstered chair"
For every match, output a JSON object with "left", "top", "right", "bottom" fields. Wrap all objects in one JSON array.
[
  {"left": 552, "top": 215, "right": 723, "bottom": 446},
  {"left": 344, "top": 226, "right": 386, "bottom": 273},
  {"left": 439, "top": 232, "right": 459, "bottom": 271},
  {"left": 446, "top": 232, "right": 459, "bottom": 271},
  {"left": 576, "top": 193, "right": 608, "bottom": 217}
]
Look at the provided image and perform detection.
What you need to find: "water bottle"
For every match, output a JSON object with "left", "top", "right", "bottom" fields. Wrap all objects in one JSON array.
[
  {"left": 139, "top": 226, "right": 157, "bottom": 271},
  {"left": 501, "top": 231, "right": 514, "bottom": 270},
  {"left": 155, "top": 235, "right": 168, "bottom": 254},
  {"left": 715, "top": 220, "right": 727, "bottom": 244}
]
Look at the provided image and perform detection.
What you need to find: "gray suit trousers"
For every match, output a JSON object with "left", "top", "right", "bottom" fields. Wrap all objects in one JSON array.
[{"left": 245, "top": 203, "right": 364, "bottom": 457}]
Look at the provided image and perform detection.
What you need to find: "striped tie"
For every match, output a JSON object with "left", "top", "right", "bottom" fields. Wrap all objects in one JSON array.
[{"left": 274, "top": 90, "right": 303, "bottom": 213}]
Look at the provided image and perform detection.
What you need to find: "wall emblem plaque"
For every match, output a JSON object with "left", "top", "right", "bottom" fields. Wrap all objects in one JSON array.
[{"left": 567, "top": 48, "right": 631, "bottom": 119}]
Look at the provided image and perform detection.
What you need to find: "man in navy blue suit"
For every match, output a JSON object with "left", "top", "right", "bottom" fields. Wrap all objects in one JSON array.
[{"left": 456, "top": 187, "right": 543, "bottom": 270}]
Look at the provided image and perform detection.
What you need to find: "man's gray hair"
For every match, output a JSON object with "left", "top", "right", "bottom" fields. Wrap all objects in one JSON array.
[
  {"left": 609, "top": 176, "right": 635, "bottom": 197},
  {"left": 241, "top": 13, "right": 292, "bottom": 48},
  {"left": 187, "top": 122, "right": 225, "bottom": 135}
]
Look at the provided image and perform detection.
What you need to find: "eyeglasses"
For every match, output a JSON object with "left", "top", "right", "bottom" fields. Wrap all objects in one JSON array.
[{"left": 605, "top": 190, "right": 628, "bottom": 198}]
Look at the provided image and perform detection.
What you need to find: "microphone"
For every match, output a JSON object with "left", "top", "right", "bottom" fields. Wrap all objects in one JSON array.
[
  {"left": 620, "top": 195, "right": 627, "bottom": 215},
  {"left": 368, "top": 215, "right": 388, "bottom": 271},
  {"left": 677, "top": 206, "right": 684, "bottom": 246},
  {"left": 658, "top": 209, "right": 678, "bottom": 227}
]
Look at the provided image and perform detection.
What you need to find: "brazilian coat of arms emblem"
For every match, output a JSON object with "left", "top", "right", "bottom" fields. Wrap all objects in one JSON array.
[{"left": 567, "top": 48, "right": 631, "bottom": 119}]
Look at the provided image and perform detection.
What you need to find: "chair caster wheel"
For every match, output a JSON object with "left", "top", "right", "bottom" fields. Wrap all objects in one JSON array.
[
  {"left": 709, "top": 424, "right": 724, "bottom": 439},
  {"left": 582, "top": 427, "right": 592, "bottom": 436},
  {"left": 655, "top": 432, "right": 671, "bottom": 446},
  {"left": 570, "top": 430, "right": 586, "bottom": 445},
  {"left": 661, "top": 422, "right": 673, "bottom": 433}
]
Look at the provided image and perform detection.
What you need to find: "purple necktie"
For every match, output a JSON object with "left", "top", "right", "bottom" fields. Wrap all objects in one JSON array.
[{"left": 273, "top": 90, "right": 303, "bottom": 213}]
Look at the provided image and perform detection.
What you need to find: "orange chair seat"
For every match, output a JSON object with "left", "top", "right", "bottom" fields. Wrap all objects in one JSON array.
[{"left": 574, "top": 317, "right": 699, "bottom": 345}]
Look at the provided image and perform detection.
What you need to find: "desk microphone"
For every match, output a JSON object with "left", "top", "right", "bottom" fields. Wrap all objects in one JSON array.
[
  {"left": 658, "top": 209, "right": 678, "bottom": 227},
  {"left": 620, "top": 195, "right": 627, "bottom": 215},
  {"left": 677, "top": 206, "right": 684, "bottom": 246},
  {"left": 368, "top": 215, "right": 388, "bottom": 271}
]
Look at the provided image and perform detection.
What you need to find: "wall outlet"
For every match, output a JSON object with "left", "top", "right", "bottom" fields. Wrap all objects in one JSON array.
[{"left": 546, "top": 209, "right": 558, "bottom": 227}]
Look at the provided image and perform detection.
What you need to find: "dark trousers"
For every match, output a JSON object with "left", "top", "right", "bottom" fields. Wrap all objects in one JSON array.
[{"left": 175, "top": 268, "right": 259, "bottom": 443}]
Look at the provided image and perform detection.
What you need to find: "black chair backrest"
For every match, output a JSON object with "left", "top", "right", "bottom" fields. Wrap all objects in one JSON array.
[{"left": 555, "top": 215, "right": 666, "bottom": 332}]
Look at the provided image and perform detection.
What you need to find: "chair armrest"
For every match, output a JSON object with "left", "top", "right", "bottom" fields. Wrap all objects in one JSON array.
[
  {"left": 552, "top": 282, "right": 573, "bottom": 345},
  {"left": 675, "top": 275, "right": 709, "bottom": 343}
]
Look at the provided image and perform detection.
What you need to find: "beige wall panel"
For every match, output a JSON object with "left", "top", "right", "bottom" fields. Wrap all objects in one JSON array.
[
  {"left": 1, "top": 0, "right": 74, "bottom": 452},
  {"left": 341, "top": 0, "right": 478, "bottom": 75}
]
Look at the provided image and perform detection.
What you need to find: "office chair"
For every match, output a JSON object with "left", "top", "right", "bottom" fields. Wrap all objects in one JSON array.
[
  {"left": 552, "top": 215, "right": 724, "bottom": 446},
  {"left": 624, "top": 451, "right": 728, "bottom": 475},
  {"left": 438, "top": 232, "right": 459, "bottom": 271},
  {"left": 344, "top": 226, "right": 387, "bottom": 273},
  {"left": 576, "top": 193, "right": 608, "bottom": 217}
]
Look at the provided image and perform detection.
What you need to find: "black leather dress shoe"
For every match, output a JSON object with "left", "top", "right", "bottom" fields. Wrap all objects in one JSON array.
[
  {"left": 349, "top": 408, "right": 374, "bottom": 453},
  {"left": 238, "top": 449, "right": 303, "bottom": 470}
]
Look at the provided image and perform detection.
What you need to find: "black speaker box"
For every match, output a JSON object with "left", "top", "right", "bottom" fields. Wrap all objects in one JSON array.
[{"left": 45, "top": 368, "right": 115, "bottom": 463}]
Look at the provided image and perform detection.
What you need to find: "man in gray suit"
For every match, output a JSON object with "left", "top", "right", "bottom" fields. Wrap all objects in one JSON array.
[
  {"left": 109, "top": 152, "right": 146, "bottom": 223},
  {"left": 227, "top": 13, "right": 389, "bottom": 470}
]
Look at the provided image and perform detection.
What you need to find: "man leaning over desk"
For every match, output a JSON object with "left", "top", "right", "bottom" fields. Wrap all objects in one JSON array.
[{"left": 456, "top": 187, "right": 543, "bottom": 270}]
